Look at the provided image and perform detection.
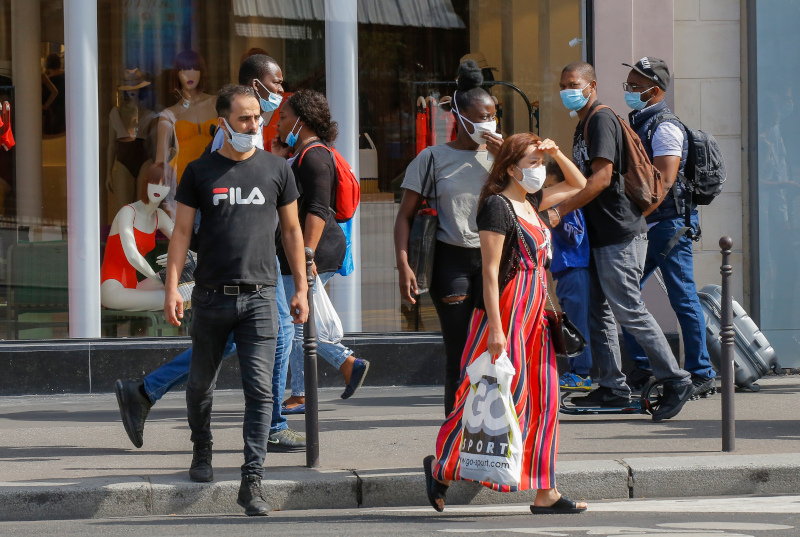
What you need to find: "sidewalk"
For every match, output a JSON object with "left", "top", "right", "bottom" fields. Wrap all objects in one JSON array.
[{"left": 1, "top": 377, "right": 800, "bottom": 520}]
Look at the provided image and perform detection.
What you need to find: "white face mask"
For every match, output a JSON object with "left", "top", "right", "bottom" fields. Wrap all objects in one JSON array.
[
  {"left": 147, "top": 183, "right": 171, "bottom": 205},
  {"left": 453, "top": 90, "right": 496, "bottom": 145},
  {"left": 221, "top": 117, "right": 259, "bottom": 153},
  {"left": 515, "top": 164, "right": 546, "bottom": 193}
]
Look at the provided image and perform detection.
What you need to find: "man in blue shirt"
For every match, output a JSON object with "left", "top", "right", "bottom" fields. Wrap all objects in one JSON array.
[{"left": 545, "top": 163, "right": 592, "bottom": 391}]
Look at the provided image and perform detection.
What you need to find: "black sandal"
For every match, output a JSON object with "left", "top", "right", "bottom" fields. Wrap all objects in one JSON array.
[
  {"left": 423, "top": 455, "right": 449, "bottom": 512},
  {"left": 529, "top": 494, "right": 587, "bottom": 515}
]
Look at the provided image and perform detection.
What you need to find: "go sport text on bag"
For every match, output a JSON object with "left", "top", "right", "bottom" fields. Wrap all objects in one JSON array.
[
  {"left": 458, "top": 350, "right": 523, "bottom": 487},
  {"left": 406, "top": 153, "right": 437, "bottom": 294},
  {"left": 298, "top": 143, "right": 361, "bottom": 222},
  {"left": 583, "top": 104, "right": 664, "bottom": 213}
]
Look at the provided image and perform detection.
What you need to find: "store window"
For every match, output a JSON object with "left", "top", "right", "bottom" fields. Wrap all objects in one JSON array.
[
  {"left": 0, "top": 0, "right": 68, "bottom": 340},
  {"left": 358, "top": 0, "right": 585, "bottom": 332},
  {"left": 755, "top": 1, "right": 800, "bottom": 366}
]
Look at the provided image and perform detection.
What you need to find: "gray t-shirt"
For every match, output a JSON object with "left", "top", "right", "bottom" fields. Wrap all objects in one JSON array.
[{"left": 401, "top": 144, "right": 491, "bottom": 248}]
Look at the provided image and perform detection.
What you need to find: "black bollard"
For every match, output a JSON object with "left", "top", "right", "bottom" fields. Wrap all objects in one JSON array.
[
  {"left": 303, "top": 247, "right": 320, "bottom": 467},
  {"left": 719, "top": 236, "right": 735, "bottom": 452}
]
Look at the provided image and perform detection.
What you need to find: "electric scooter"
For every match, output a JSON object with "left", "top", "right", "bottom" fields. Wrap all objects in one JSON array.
[{"left": 559, "top": 378, "right": 666, "bottom": 416}]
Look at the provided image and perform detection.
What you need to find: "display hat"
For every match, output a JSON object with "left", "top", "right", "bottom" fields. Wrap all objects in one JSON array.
[
  {"left": 460, "top": 52, "right": 490, "bottom": 70},
  {"left": 622, "top": 56, "right": 670, "bottom": 91},
  {"left": 118, "top": 68, "right": 151, "bottom": 91}
]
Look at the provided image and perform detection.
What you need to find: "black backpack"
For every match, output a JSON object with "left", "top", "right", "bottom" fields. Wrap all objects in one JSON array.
[
  {"left": 648, "top": 112, "right": 726, "bottom": 256},
  {"left": 650, "top": 112, "right": 727, "bottom": 206}
]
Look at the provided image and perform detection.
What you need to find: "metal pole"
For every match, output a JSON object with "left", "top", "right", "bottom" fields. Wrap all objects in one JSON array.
[
  {"left": 324, "top": 0, "right": 362, "bottom": 332},
  {"left": 65, "top": 0, "right": 101, "bottom": 338},
  {"left": 719, "top": 236, "right": 735, "bottom": 452},
  {"left": 303, "top": 247, "right": 320, "bottom": 468}
]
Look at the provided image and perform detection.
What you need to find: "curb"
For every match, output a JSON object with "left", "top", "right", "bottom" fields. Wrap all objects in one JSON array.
[{"left": 2, "top": 454, "right": 799, "bottom": 521}]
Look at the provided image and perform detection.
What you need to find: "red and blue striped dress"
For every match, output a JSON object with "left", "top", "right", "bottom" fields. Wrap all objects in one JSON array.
[{"left": 433, "top": 211, "right": 559, "bottom": 492}]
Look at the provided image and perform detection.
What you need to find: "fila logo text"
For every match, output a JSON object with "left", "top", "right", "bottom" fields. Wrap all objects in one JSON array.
[{"left": 212, "top": 187, "right": 266, "bottom": 206}]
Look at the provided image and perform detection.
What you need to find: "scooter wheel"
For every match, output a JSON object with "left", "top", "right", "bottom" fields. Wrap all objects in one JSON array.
[{"left": 640, "top": 379, "right": 665, "bottom": 415}]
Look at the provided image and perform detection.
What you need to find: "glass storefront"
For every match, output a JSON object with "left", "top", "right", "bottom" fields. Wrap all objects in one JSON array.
[
  {"left": 755, "top": 0, "right": 800, "bottom": 366},
  {"left": 0, "top": 0, "right": 585, "bottom": 340}
]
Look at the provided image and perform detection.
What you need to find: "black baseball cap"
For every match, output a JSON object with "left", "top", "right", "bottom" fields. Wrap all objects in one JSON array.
[{"left": 622, "top": 56, "right": 670, "bottom": 91}]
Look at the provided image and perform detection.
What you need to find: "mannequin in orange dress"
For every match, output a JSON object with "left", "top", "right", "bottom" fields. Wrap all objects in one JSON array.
[
  {"left": 101, "top": 163, "right": 175, "bottom": 311},
  {"left": 155, "top": 50, "right": 216, "bottom": 214}
]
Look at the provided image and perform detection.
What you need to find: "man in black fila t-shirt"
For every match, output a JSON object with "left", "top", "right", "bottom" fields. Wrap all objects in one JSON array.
[{"left": 164, "top": 84, "right": 308, "bottom": 516}]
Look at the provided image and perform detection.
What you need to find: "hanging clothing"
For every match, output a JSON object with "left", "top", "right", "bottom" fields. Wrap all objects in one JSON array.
[
  {"left": 1, "top": 102, "right": 15, "bottom": 151},
  {"left": 434, "top": 195, "right": 559, "bottom": 492},
  {"left": 101, "top": 205, "right": 159, "bottom": 289},
  {"left": 416, "top": 105, "right": 429, "bottom": 155}
]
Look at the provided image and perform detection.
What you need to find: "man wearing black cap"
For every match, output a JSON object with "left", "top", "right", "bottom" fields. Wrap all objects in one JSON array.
[
  {"left": 619, "top": 56, "right": 717, "bottom": 400},
  {"left": 556, "top": 61, "right": 693, "bottom": 422}
]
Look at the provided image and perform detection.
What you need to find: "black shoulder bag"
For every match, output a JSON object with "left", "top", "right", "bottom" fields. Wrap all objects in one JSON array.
[
  {"left": 406, "top": 153, "right": 437, "bottom": 294},
  {"left": 499, "top": 195, "right": 586, "bottom": 359}
]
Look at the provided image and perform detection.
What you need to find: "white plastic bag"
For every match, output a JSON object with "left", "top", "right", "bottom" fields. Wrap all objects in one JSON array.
[
  {"left": 458, "top": 350, "right": 523, "bottom": 487},
  {"left": 313, "top": 276, "right": 343, "bottom": 344}
]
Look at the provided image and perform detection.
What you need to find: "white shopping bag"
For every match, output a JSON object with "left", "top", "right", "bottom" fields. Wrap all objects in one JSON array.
[
  {"left": 313, "top": 276, "right": 343, "bottom": 344},
  {"left": 458, "top": 350, "right": 523, "bottom": 487}
]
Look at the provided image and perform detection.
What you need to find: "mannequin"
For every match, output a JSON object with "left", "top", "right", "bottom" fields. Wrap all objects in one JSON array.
[
  {"left": 156, "top": 50, "right": 216, "bottom": 191},
  {"left": 100, "top": 163, "right": 175, "bottom": 311},
  {"left": 106, "top": 69, "right": 156, "bottom": 211}
]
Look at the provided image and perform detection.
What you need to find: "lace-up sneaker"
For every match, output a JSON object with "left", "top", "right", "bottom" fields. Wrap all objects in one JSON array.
[
  {"left": 189, "top": 441, "right": 213, "bottom": 482},
  {"left": 237, "top": 475, "right": 270, "bottom": 516},
  {"left": 691, "top": 375, "right": 717, "bottom": 400},
  {"left": 267, "top": 428, "right": 306, "bottom": 453},
  {"left": 559, "top": 372, "right": 592, "bottom": 391},
  {"left": 626, "top": 367, "right": 654, "bottom": 392},
  {"left": 115, "top": 379, "right": 153, "bottom": 449}
]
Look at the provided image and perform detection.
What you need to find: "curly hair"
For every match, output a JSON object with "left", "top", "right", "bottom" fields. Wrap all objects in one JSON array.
[{"left": 286, "top": 90, "right": 338, "bottom": 144}]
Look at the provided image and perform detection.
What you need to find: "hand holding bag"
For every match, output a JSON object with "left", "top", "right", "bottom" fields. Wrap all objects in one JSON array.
[
  {"left": 458, "top": 350, "right": 523, "bottom": 487},
  {"left": 499, "top": 196, "right": 587, "bottom": 359},
  {"left": 406, "top": 153, "right": 437, "bottom": 294}
]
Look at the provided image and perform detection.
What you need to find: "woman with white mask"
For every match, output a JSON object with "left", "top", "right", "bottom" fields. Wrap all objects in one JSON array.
[
  {"left": 395, "top": 59, "right": 499, "bottom": 417},
  {"left": 423, "top": 132, "right": 588, "bottom": 514},
  {"left": 101, "top": 163, "right": 177, "bottom": 311}
]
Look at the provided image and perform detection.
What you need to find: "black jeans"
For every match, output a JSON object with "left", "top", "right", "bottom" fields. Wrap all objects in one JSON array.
[
  {"left": 186, "top": 285, "right": 278, "bottom": 478},
  {"left": 429, "top": 241, "right": 482, "bottom": 416}
]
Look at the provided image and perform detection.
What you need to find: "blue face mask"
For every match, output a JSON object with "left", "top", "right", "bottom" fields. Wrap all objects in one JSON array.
[
  {"left": 560, "top": 83, "right": 591, "bottom": 111},
  {"left": 255, "top": 79, "right": 282, "bottom": 113},
  {"left": 624, "top": 88, "right": 654, "bottom": 111},
  {"left": 285, "top": 117, "right": 302, "bottom": 147}
]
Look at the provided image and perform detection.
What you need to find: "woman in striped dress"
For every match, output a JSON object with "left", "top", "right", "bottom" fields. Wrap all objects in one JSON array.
[{"left": 423, "top": 133, "right": 588, "bottom": 514}]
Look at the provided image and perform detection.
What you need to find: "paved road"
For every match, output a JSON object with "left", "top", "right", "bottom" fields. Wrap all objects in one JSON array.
[{"left": 0, "top": 495, "right": 798, "bottom": 536}]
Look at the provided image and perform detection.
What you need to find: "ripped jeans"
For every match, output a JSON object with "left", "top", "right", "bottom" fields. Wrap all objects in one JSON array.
[{"left": 429, "top": 241, "right": 482, "bottom": 417}]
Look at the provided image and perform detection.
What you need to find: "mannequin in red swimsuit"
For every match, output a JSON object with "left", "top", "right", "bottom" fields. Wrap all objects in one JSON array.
[{"left": 101, "top": 163, "right": 175, "bottom": 311}]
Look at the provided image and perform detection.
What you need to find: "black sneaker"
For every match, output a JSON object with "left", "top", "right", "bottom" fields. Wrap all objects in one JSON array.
[
  {"left": 652, "top": 382, "right": 693, "bottom": 422},
  {"left": 267, "top": 428, "right": 306, "bottom": 453},
  {"left": 114, "top": 379, "right": 153, "bottom": 449},
  {"left": 237, "top": 475, "right": 270, "bottom": 516},
  {"left": 570, "top": 386, "right": 631, "bottom": 407},
  {"left": 341, "top": 359, "right": 370, "bottom": 400},
  {"left": 189, "top": 441, "right": 213, "bottom": 482},
  {"left": 626, "top": 368, "right": 654, "bottom": 392},
  {"left": 691, "top": 375, "right": 717, "bottom": 400}
]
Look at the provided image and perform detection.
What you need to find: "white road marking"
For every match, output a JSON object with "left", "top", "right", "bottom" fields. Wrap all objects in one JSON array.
[{"left": 659, "top": 523, "right": 793, "bottom": 531}]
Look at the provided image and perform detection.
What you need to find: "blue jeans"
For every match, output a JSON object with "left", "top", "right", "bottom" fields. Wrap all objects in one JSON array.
[
  {"left": 621, "top": 213, "right": 715, "bottom": 380},
  {"left": 283, "top": 271, "right": 352, "bottom": 397},
  {"left": 142, "top": 258, "right": 294, "bottom": 434},
  {"left": 554, "top": 267, "right": 592, "bottom": 376},
  {"left": 187, "top": 285, "right": 277, "bottom": 478},
  {"left": 589, "top": 233, "right": 691, "bottom": 398}
]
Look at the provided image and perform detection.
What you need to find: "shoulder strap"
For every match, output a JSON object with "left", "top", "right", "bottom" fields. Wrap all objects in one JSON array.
[
  {"left": 297, "top": 141, "right": 329, "bottom": 166},
  {"left": 419, "top": 151, "right": 436, "bottom": 202},
  {"left": 582, "top": 104, "right": 611, "bottom": 143}
]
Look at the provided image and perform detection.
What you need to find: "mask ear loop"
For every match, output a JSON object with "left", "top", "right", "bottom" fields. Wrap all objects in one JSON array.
[{"left": 452, "top": 90, "right": 473, "bottom": 135}]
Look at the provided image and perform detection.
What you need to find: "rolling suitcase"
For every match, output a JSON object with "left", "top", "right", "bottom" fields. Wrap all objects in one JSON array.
[{"left": 698, "top": 284, "right": 780, "bottom": 392}]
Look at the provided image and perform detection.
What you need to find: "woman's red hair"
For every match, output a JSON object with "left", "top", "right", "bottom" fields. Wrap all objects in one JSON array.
[{"left": 478, "top": 132, "right": 542, "bottom": 210}]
